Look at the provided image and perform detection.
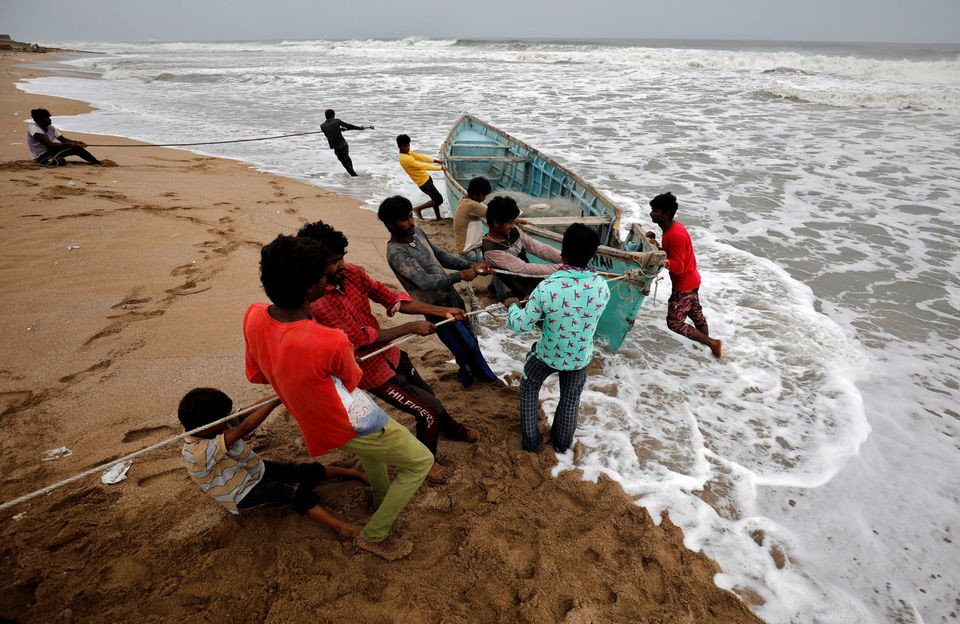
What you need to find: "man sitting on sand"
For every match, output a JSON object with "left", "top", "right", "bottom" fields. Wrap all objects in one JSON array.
[
  {"left": 178, "top": 388, "right": 367, "bottom": 537},
  {"left": 320, "top": 109, "right": 372, "bottom": 177},
  {"left": 378, "top": 195, "right": 500, "bottom": 388},
  {"left": 243, "top": 234, "right": 433, "bottom": 560},
  {"left": 482, "top": 195, "right": 562, "bottom": 300},
  {"left": 396, "top": 133, "right": 445, "bottom": 220},
  {"left": 297, "top": 220, "right": 480, "bottom": 485},
  {"left": 26, "top": 108, "right": 101, "bottom": 166},
  {"left": 506, "top": 224, "right": 611, "bottom": 454},
  {"left": 646, "top": 192, "right": 723, "bottom": 360}
]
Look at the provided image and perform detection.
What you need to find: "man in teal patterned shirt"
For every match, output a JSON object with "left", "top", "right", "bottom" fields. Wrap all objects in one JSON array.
[{"left": 505, "top": 224, "right": 611, "bottom": 453}]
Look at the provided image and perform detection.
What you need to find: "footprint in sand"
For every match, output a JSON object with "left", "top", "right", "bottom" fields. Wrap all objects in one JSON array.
[
  {"left": 110, "top": 296, "right": 152, "bottom": 310},
  {"left": 59, "top": 359, "right": 112, "bottom": 383},
  {"left": 641, "top": 556, "right": 668, "bottom": 604},
  {"left": 122, "top": 424, "right": 175, "bottom": 443},
  {"left": 137, "top": 467, "right": 184, "bottom": 488}
]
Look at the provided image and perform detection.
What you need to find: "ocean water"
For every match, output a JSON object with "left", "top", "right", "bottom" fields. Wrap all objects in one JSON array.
[{"left": 17, "top": 38, "right": 960, "bottom": 623}]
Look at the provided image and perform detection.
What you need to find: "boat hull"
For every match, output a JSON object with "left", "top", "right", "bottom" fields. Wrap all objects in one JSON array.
[{"left": 441, "top": 114, "right": 665, "bottom": 350}]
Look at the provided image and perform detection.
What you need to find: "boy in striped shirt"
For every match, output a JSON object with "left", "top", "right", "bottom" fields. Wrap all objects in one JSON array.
[{"left": 179, "top": 387, "right": 366, "bottom": 537}]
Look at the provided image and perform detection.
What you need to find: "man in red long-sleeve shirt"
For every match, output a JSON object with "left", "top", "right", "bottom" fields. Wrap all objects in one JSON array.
[{"left": 646, "top": 192, "right": 723, "bottom": 360}]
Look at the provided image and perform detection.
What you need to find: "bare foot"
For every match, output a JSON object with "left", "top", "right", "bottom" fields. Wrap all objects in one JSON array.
[
  {"left": 709, "top": 338, "right": 723, "bottom": 361},
  {"left": 335, "top": 523, "right": 363, "bottom": 539},
  {"left": 413, "top": 207, "right": 424, "bottom": 219},
  {"left": 463, "top": 427, "right": 481, "bottom": 443},
  {"left": 355, "top": 534, "right": 414, "bottom": 561},
  {"left": 426, "top": 462, "right": 447, "bottom": 485}
]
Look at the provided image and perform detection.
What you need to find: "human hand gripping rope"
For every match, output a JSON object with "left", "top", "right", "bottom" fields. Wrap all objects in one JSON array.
[
  {"left": 0, "top": 299, "right": 507, "bottom": 513},
  {"left": 0, "top": 266, "right": 656, "bottom": 513}
]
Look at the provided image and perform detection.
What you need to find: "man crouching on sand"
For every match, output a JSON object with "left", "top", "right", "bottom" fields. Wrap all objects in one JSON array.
[
  {"left": 178, "top": 388, "right": 367, "bottom": 537},
  {"left": 243, "top": 234, "right": 433, "bottom": 560},
  {"left": 646, "top": 192, "right": 723, "bottom": 360}
]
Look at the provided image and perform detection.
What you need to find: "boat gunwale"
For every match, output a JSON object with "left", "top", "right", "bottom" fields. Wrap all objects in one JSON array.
[
  {"left": 520, "top": 224, "right": 665, "bottom": 266},
  {"left": 441, "top": 114, "right": 623, "bottom": 234}
]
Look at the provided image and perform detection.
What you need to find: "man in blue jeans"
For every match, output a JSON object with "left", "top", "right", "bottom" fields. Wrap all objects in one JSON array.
[
  {"left": 378, "top": 195, "right": 500, "bottom": 388},
  {"left": 505, "top": 224, "right": 611, "bottom": 453}
]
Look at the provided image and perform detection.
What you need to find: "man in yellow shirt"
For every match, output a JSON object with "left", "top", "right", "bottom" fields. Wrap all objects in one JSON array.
[{"left": 397, "top": 133, "right": 445, "bottom": 221}]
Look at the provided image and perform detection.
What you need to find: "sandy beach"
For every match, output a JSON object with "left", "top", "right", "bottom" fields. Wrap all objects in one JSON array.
[{"left": 0, "top": 50, "right": 761, "bottom": 623}]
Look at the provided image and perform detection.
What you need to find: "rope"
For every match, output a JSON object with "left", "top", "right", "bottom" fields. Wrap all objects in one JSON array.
[
  {"left": 0, "top": 396, "right": 278, "bottom": 513},
  {"left": 83, "top": 129, "right": 331, "bottom": 149},
  {"left": 463, "top": 283, "right": 482, "bottom": 335},
  {"left": 492, "top": 267, "right": 661, "bottom": 282},
  {"left": 1, "top": 264, "right": 664, "bottom": 514},
  {"left": 0, "top": 299, "right": 507, "bottom": 514}
]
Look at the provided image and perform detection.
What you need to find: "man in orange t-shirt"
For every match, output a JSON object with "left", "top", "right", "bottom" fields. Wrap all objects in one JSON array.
[{"left": 243, "top": 234, "right": 432, "bottom": 560}]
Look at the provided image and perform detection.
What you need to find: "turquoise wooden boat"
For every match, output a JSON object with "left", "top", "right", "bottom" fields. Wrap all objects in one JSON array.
[{"left": 441, "top": 114, "right": 666, "bottom": 350}]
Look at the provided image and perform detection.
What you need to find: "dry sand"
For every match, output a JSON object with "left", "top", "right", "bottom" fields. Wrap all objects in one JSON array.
[{"left": 0, "top": 51, "right": 762, "bottom": 623}]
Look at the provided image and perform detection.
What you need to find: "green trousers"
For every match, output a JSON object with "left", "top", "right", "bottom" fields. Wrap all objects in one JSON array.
[{"left": 341, "top": 417, "right": 433, "bottom": 542}]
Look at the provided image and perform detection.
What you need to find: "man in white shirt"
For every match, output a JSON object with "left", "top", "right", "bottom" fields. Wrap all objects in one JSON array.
[{"left": 26, "top": 108, "right": 101, "bottom": 166}]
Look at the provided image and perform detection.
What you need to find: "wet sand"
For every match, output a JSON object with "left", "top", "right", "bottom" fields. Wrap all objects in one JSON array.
[{"left": 0, "top": 51, "right": 761, "bottom": 623}]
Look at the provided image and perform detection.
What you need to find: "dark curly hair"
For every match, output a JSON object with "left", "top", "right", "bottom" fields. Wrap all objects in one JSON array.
[
  {"left": 486, "top": 195, "right": 521, "bottom": 226},
  {"left": 561, "top": 223, "right": 601, "bottom": 268},
  {"left": 297, "top": 220, "right": 348, "bottom": 255},
  {"left": 377, "top": 195, "right": 414, "bottom": 224},
  {"left": 259, "top": 234, "right": 330, "bottom": 308},
  {"left": 178, "top": 387, "right": 233, "bottom": 434},
  {"left": 649, "top": 192, "right": 679, "bottom": 219}
]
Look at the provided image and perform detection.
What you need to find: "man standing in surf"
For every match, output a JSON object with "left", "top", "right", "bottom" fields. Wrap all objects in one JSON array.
[
  {"left": 396, "top": 134, "right": 446, "bottom": 220},
  {"left": 646, "top": 192, "right": 723, "bottom": 360}
]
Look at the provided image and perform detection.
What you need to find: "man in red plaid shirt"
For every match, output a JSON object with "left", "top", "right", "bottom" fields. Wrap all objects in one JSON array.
[{"left": 298, "top": 221, "right": 480, "bottom": 484}]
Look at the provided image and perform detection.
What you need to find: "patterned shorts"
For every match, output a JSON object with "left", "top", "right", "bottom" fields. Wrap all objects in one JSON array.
[{"left": 666, "top": 289, "right": 707, "bottom": 338}]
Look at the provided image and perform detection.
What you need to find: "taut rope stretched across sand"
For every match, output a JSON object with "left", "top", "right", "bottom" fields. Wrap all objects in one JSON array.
[{"left": 0, "top": 270, "right": 646, "bottom": 514}]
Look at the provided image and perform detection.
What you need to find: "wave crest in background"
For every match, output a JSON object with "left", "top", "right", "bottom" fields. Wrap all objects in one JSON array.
[{"left": 756, "top": 85, "right": 960, "bottom": 111}]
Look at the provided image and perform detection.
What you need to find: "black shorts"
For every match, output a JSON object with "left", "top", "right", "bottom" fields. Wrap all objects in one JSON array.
[
  {"left": 418, "top": 178, "right": 444, "bottom": 206},
  {"left": 236, "top": 460, "right": 326, "bottom": 515}
]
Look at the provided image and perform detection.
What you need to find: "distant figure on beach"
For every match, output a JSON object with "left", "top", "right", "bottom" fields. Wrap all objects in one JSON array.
[
  {"left": 482, "top": 195, "right": 562, "bottom": 300},
  {"left": 646, "top": 192, "right": 723, "bottom": 360},
  {"left": 26, "top": 108, "right": 101, "bottom": 166},
  {"left": 505, "top": 223, "right": 611, "bottom": 453},
  {"left": 178, "top": 388, "right": 367, "bottom": 537},
  {"left": 320, "top": 109, "right": 372, "bottom": 177},
  {"left": 396, "top": 134, "right": 445, "bottom": 220},
  {"left": 243, "top": 234, "right": 433, "bottom": 560},
  {"left": 378, "top": 195, "right": 500, "bottom": 387},
  {"left": 298, "top": 220, "right": 480, "bottom": 485}
]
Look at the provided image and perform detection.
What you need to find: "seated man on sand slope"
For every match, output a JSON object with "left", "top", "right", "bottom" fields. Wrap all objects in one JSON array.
[
  {"left": 26, "top": 108, "right": 101, "bottom": 166},
  {"left": 243, "top": 234, "right": 433, "bottom": 560},
  {"left": 645, "top": 192, "right": 723, "bottom": 360},
  {"left": 297, "top": 220, "right": 480, "bottom": 485},
  {"left": 482, "top": 195, "right": 562, "bottom": 300},
  {"left": 378, "top": 195, "right": 501, "bottom": 388}
]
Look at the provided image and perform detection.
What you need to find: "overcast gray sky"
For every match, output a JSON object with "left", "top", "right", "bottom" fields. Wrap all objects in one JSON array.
[{"left": 4, "top": 0, "right": 959, "bottom": 45}]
